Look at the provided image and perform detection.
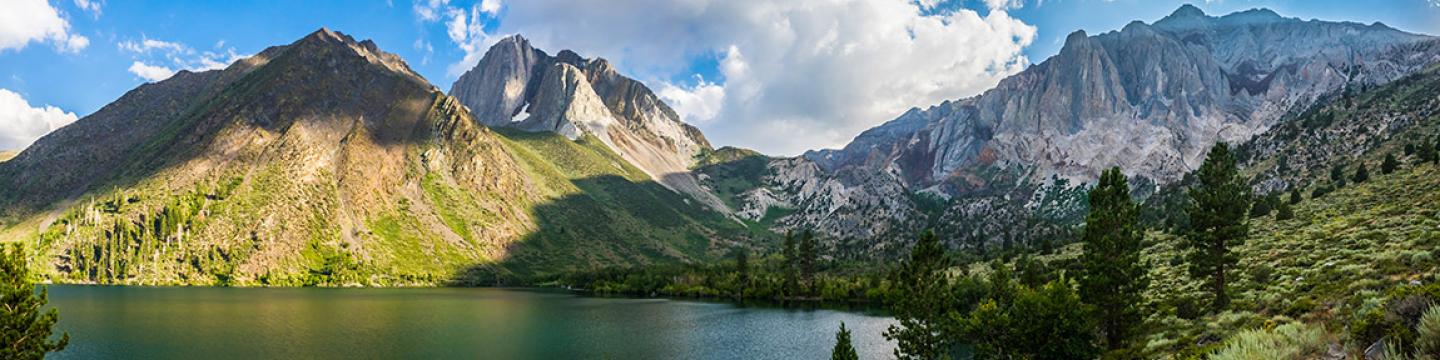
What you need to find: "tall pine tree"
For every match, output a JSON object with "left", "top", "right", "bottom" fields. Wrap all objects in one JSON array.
[
  {"left": 884, "top": 230, "right": 953, "bottom": 360},
  {"left": 735, "top": 247, "right": 750, "bottom": 300},
  {"left": 1, "top": 244, "right": 69, "bottom": 360},
  {"left": 782, "top": 232, "right": 799, "bottom": 296},
  {"left": 799, "top": 230, "right": 818, "bottom": 293},
  {"left": 1079, "top": 167, "right": 1149, "bottom": 351},
  {"left": 831, "top": 322, "right": 860, "bottom": 360},
  {"left": 1184, "top": 143, "right": 1250, "bottom": 311},
  {"left": 1382, "top": 153, "right": 1399, "bottom": 175}
]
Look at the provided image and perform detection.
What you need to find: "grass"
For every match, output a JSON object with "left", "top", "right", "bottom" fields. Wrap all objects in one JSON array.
[{"left": 1208, "top": 322, "right": 1331, "bottom": 360}]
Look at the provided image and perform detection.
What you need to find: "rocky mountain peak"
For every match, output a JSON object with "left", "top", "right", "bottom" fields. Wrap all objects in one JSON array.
[
  {"left": 1165, "top": 4, "right": 1206, "bottom": 20},
  {"left": 285, "top": 28, "right": 423, "bottom": 83},
  {"left": 450, "top": 34, "right": 725, "bottom": 211}
]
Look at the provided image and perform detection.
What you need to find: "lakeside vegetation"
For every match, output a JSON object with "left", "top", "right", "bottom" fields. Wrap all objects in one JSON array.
[{"left": 1, "top": 244, "right": 68, "bottom": 360}]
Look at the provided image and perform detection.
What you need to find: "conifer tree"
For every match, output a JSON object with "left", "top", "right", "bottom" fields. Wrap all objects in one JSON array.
[
  {"left": 1, "top": 244, "right": 69, "bottom": 360},
  {"left": 1353, "top": 163, "right": 1369, "bottom": 183},
  {"left": 1276, "top": 202, "right": 1294, "bottom": 221},
  {"left": 1416, "top": 138, "right": 1437, "bottom": 165},
  {"left": 1289, "top": 187, "right": 1303, "bottom": 205},
  {"left": 1079, "top": 167, "right": 1148, "bottom": 351},
  {"left": 831, "top": 322, "right": 860, "bottom": 360},
  {"left": 735, "top": 247, "right": 750, "bottom": 299},
  {"left": 799, "top": 230, "right": 818, "bottom": 293},
  {"left": 1184, "top": 142, "right": 1250, "bottom": 311},
  {"left": 1433, "top": 136, "right": 1440, "bottom": 164},
  {"left": 884, "top": 230, "right": 953, "bottom": 360},
  {"left": 1382, "top": 153, "right": 1399, "bottom": 175}
]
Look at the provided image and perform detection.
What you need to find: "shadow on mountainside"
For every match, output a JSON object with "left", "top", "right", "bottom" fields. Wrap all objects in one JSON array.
[
  {"left": 448, "top": 172, "right": 767, "bottom": 286},
  {"left": 0, "top": 30, "right": 444, "bottom": 226}
]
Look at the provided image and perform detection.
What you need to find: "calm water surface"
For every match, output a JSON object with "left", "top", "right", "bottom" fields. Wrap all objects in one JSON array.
[{"left": 46, "top": 286, "right": 896, "bottom": 359}]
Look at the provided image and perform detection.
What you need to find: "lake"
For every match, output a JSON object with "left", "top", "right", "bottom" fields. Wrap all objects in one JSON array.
[{"left": 45, "top": 286, "right": 897, "bottom": 359}]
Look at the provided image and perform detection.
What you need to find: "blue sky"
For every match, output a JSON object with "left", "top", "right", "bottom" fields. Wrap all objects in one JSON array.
[{"left": 1, "top": 0, "right": 1438, "bottom": 154}]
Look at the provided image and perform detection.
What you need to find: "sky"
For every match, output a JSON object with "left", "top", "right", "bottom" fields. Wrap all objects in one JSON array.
[{"left": 1, "top": 0, "right": 1438, "bottom": 155}]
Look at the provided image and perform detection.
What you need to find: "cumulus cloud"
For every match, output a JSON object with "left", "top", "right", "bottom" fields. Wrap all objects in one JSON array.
[
  {"left": 414, "top": 0, "right": 498, "bottom": 77},
  {"left": 0, "top": 88, "right": 79, "bottom": 151},
  {"left": 658, "top": 76, "right": 725, "bottom": 124},
  {"left": 413, "top": 0, "right": 450, "bottom": 22},
  {"left": 0, "top": 0, "right": 90, "bottom": 53},
  {"left": 74, "top": 0, "right": 103, "bottom": 18},
  {"left": 118, "top": 36, "right": 248, "bottom": 81},
  {"left": 984, "top": 0, "right": 1026, "bottom": 11},
  {"left": 119, "top": 37, "right": 185, "bottom": 54},
  {"left": 127, "top": 61, "right": 175, "bottom": 82},
  {"left": 479, "top": 0, "right": 502, "bottom": 15},
  {"left": 474, "top": 0, "right": 1036, "bottom": 155}
]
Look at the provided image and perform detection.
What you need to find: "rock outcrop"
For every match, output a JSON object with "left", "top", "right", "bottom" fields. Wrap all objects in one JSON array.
[
  {"left": 732, "top": 6, "right": 1440, "bottom": 248},
  {"left": 449, "top": 36, "right": 725, "bottom": 211}
]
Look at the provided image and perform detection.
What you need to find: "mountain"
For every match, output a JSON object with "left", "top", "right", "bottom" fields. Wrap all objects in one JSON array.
[
  {"left": 0, "top": 29, "right": 752, "bottom": 286},
  {"left": 707, "top": 6, "right": 1440, "bottom": 252},
  {"left": 448, "top": 35, "right": 726, "bottom": 211}
]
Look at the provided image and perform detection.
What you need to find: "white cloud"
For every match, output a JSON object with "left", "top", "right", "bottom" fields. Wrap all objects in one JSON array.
[
  {"left": 984, "top": 0, "right": 1025, "bottom": 11},
  {"left": 118, "top": 37, "right": 185, "bottom": 54},
  {"left": 414, "top": 38, "right": 434, "bottom": 65},
  {"left": 413, "top": 0, "right": 451, "bottom": 22},
  {"left": 658, "top": 76, "right": 725, "bottom": 124},
  {"left": 74, "top": 0, "right": 102, "bottom": 18},
  {"left": 479, "top": 0, "right": 502, "bottom": 14},
  {"left": 0, "top": 88, "right": 79, "bottom": 151},
  {"left": 118, "top": 36, "right": 247, "bottom": 81},
  {"left": 0, "top": 0, "right": 89, "bottom": 53},
  {"left": 476, "top": 0, "right": 1036, "bottom": 155},
  {"left": 441, "top": 4, "right": 497, "bottom": 77},
  {"left": 128, "top": 61, "right": 175, "bottom": 82}
]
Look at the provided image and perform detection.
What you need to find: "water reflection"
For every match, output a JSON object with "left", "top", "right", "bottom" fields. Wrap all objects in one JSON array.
[{"left": 48, "top": 286, "right": 897, "bottom": 359}]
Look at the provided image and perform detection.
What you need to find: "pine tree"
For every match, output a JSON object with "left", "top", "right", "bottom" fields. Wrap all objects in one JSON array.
[
  {"left": 799, "top": 230, "right": 818, "bottom": 293},
  {"left": 1, "top": 244, "right": 69, "bottom": 360},
  {"left": 831, "top": 322, "right": 860, "bottom": 360},
  {"left": 1382, "top": 153, "right": 1399, "bottom": 175},
  {"left": 1079, "top": 167, "right": 1148, "bottom": 351},
  {"left": 1353, "top": 163, "right": 1369, "bottom": 183},
  {"left": 1184, "top": 142, "right": 1250, "bottom": 311},
  {"left": 782, "top": 232, "right": 799, "bottom": 296},
  {"left": 884, "top": 230, "right": 954, "bottom": 360},
  {"left": 1275, "top": 202, "right": 1294, "bottom": 221},
  {"left": 1433, "top": 136, "right": 1440, "bottom": 164},
  {"left": 1330, "top": 164, "right": 1346, "bottom": 183},
  {"left": 1289, "top": 187, "right": 1303, "bottom": 205},
  {"left": 735, "top": 247, "right": 750, "bottom": 300},
  {"left": 1406, "top": 143, "right": 1417, "bottom": 156},
  {"left": 1417, "top": 138, "right": 1437, "bottom": 165}
]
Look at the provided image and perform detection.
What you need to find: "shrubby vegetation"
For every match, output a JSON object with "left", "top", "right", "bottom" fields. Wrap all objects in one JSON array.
[{"left": 553, "top": 231, "right": 892, "bottom": 303}]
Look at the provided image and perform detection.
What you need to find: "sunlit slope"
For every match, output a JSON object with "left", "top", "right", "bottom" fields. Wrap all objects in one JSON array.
[{"left": 0, "top": 29, "right": 755, "bottom": 286}]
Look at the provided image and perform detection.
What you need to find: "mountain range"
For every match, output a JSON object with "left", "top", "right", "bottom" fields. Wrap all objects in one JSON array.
[{"left": 2, "top": 5, "right": 1438, "bottom": 285}]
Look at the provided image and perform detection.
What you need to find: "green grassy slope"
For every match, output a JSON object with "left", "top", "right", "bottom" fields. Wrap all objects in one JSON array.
[
  {"left": 0, "top": 31, "right": 769, "bottom": 287},
  {"left": 1140, "top": 162, "right": 1440, "bottom": 356}
]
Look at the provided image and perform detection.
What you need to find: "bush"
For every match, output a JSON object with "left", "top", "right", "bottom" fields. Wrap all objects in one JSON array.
[
  {"left": 1209, "top": 322, "right": 1329, "bottom": 360},
  {"left": 1417, "top": 305, "right": 1440, "bottom": 358}
]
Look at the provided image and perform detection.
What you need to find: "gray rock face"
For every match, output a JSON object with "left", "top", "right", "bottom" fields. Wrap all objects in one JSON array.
[
  {"left": 760, "top": 6, "right": 1440, "bottom": 246},
  {"left": 449, "top": 36, "right": 724, "bottom": 211},
  {"left": 811, "top": 6, "right": 1438, "bottom": 189}
]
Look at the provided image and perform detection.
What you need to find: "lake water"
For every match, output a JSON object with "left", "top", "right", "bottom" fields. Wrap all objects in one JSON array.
[{"left": 45, "top": 286, "right": 897, "bottom": 359}]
